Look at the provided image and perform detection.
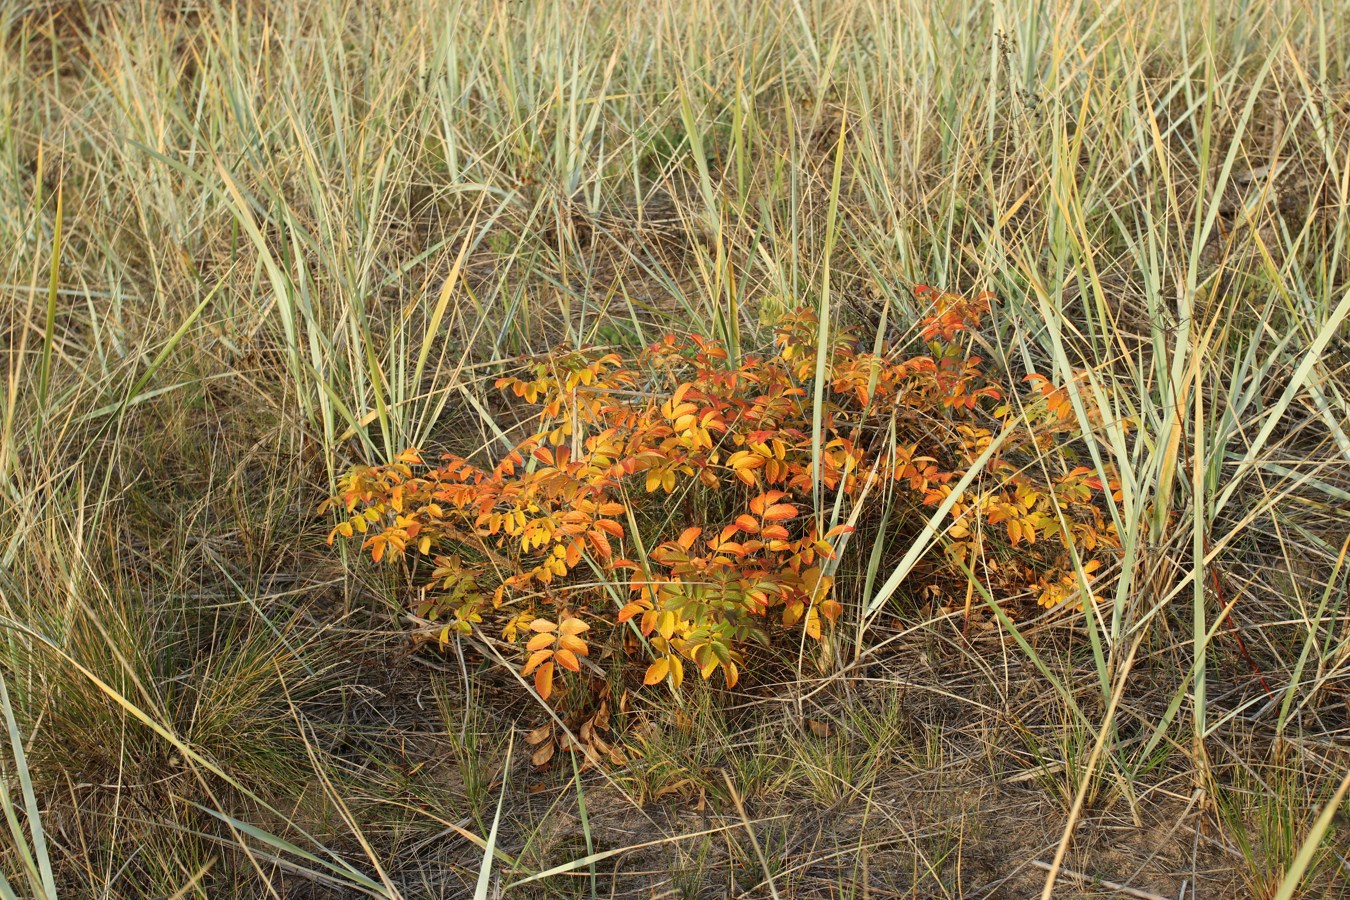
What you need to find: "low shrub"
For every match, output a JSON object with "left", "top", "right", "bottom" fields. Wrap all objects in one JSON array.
[{"left": 323, "top": 288, "right": 1121, "bottom": 704}]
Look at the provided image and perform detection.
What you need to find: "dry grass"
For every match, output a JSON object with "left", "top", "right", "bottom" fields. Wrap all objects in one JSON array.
[{"left": 2, "top": 0, "right": 1349, "bottom": 896}]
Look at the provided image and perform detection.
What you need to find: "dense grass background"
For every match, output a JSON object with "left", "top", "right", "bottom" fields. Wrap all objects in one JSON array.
[{"left": 2, "top": 0, "right": 1349, "bottom": 896}]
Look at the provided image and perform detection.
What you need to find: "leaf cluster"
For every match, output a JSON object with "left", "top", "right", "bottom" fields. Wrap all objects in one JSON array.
[{"left": 323, "top": 290, "right": 1122, "bottom": 701}]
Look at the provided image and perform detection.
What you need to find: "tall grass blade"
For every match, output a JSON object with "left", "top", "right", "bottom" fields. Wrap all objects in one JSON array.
[
  {"left": 0, "top": 671, "right": 56, "bottom": 900},
  {"left": 1270, "top": 768, "right": 1350, "bottom": 900},
  {"left": 473, "top": 732, "right": 513, "bottom": 900}
]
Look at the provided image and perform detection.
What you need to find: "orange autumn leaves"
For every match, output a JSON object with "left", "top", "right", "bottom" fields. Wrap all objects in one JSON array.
[
  {"left": 522, "top": 616, "right": 590, "bottom": 698},
  {"left": 323, "top": 290, "right": 1121, "bottom": 703}
]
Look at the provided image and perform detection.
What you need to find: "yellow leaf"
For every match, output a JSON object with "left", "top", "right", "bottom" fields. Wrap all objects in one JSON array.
[
  {"left": 526, "top": 632, "right": 556, "bottom": 651},
  {"left": 558, "top": 634, "right": 588, "bottom": 655},
  {"left": 723, "top": 662, "right": 739, "bottom": 688},
  {"left": 804, "top": 607, "right": 821, "bottom": 640},
  {"left": 559, "top": 617, "right": 589, "bottom": 636},
  {"left": 523, "top": 648, "right": 553, "bottom": 675},
  {"left": 644, "top": 657, "right": 670, "bottom": 685}
]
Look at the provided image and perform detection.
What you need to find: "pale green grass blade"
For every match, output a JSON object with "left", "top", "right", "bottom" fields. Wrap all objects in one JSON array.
[
  {"left": 569, "top": 748, "right": 597, "bottom": 898},
  {"left": 0, "top": 672, "right": 56, "bottom": 900},
  {"left": 81, "top": 281, "right": 225, "bottom": 423},
  {"left": 1276, "top": 535, "right": 1350, "bottom": 737},
  {"left": 810, "top": 111, "right": 847, "bottom": 524},
  {"left": 860, "top": 422, "right": 1015, "bottom": 628},
  {"left": 1214, "top": 285, "right": 1350, "bottom": 517},
  {"left": 35, "top": 182, "right": 62, "bottom": 449},
  {"left": 0, "top": 617, "right": 385, "bottom": 893},
  {"left": 190, "top": 804, "right": 387, "bottom": 896},
  {"left": 473, "top": 732, "right": 512, "bottom": 900},
  {"left": 1270, "top": 767, "right": 1350, "bottom": 900},
  {"left": 962, "top": 561, "right": 1089, "bottom": 730},
  {"left": 507, "top": 821, "right": 770, "bottom": 889}
]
